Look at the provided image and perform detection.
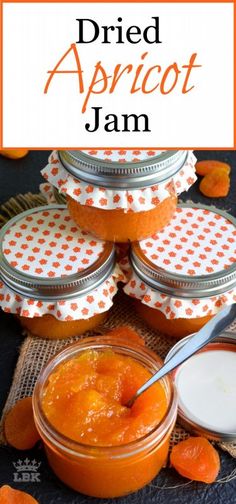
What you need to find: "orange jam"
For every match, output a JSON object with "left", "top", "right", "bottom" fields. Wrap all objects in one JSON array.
[
  {"left": 135, "top": 300, "right": 213, "bottom": 339},
  {"left": 42, "top": 349, "right": 167, "bottom": 446},
  {"left": 67, "top": 194, "right": 177, "bottom": 242},
  {"left": 33, "top": 337, "right": 177, "bottom": 497},
  {"left": 18, "top": 311, "right": 107, "bottom": 340}
]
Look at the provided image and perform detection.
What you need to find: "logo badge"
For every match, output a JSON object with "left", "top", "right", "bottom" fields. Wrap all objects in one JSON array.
[{"left": 13, "top": 459, "right": 41, "bottom": 483}]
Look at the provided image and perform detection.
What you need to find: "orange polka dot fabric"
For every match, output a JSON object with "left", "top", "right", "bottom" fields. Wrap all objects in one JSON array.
[
  {"left": 124, "top": 207, "right": 236, "bottom": 319},
  {"left": 41, "top": 151, "right": 197, "bottom": 212},
  {"left": 0, "top": 208, "right": 126, "bottom": 320},
  {"left": 2, "top": 208, "right": 105, "bottom": 277},
  {"left": 40, "top": 183, "right": 57, "bottom": 204},
  {"left": 82, "top": 149, "right": 165, "bottom": 162}
]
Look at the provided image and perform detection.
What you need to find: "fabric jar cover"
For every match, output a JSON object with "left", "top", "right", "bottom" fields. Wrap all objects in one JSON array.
[
  {"left": 40, "top": 182, "right": 59, "bottom": 204},
  {"left": 123, "top": 204, "right": 236, "bottom": 319},
  {"left": 0, "top": 205, "right": 126, "bottom": 321},
  {"left": 41, "top": 150, "right": 197, "bottom": 213},
  {"left": 39, "top": 185, "right": 130, "bottom": 261}
]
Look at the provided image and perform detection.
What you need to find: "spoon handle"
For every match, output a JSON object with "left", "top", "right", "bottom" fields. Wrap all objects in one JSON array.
[{"left": 127, "top": 303, "right": 236, "bottom": 407}]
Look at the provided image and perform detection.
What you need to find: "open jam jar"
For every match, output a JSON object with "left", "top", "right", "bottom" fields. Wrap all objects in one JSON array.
[
  {"left": 0, "top": 205, "right": 125, "bottom": 339},
  {"left": 33, "top": 336, "right": 177, "bottom": 497},
  {"left": 124, "top": 204, "right": 236, "bottom": 339},
  {"left": 41, "top": 150, "right": 196, "bottom": 242}
]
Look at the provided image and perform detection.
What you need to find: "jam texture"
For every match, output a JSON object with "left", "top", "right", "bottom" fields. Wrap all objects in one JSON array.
[
  {"left": 67, "top": 195, "right": 177, "bottom": 242},
  {"left": 42, "top": 349, "right": 167, "bottom": 445}
]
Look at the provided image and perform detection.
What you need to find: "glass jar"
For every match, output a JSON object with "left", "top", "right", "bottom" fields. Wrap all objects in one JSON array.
[
  {"left": 33, "top": 336, "right": 177, "bottom": 498},
  {"left": 42, "top": 150, "right": 196, "bottom": 242},
  {"left": 67, "top": 193, "right": 177, "bottom": 243},
  {"left": 124, "top": 204, "right": 236, "bottom": 339},
  {"left": 0, "top": 205, "right": 124, "bottom": 339},
  {"left": 18, "top": 312, "right": 108, "bottom": 340},
  {"left": 134, "top": 301, "right": 212, "bottom": 339}
]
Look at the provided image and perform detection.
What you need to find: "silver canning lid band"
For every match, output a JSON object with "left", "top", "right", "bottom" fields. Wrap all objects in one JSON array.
[
  {"left": 0, "top": 205, "right": 116, "bottom": 301},
  {"left": 58, "top": 150, "right": 188, "bottom": 189},
  {"left": 131, "top": 203, "right": 236, "bottom": 299}
]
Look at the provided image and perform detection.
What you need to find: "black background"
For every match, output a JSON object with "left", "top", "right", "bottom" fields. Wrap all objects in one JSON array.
[{"left": 0, "top": 150, "right": 236, "bottom": 504}]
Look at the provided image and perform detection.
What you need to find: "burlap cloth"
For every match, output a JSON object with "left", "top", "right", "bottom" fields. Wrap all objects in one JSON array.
[{"left": 0, "top": 193, "right": 236, "bottom": 461}]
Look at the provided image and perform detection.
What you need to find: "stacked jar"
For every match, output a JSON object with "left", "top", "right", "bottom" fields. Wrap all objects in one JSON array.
[
  {"left": 123, "top": 204, "right": 236, "bottom": 338},
  {"left": 41, "top": 149, "right": 197, "bottom": 242},
  {"left": 0, "top": 205, "right": 125, "bottom": 339}
]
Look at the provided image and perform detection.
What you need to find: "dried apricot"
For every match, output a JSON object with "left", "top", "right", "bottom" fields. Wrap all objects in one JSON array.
[
  {"left": 199, "top": 169, "right": 230, "bottom": 198},
  {"left": 106, "top": 326, "right": 145, "bottom": 346},
  {"left": 196, "top": 160, "right": 231, "bottom": 176},
  {"left": 4, "top": 397, "right": 40, "bottom": 450},
  {"left": 0, "top": 149, "right": 29, "bottom": 159},
  {"left": 170, "top": 437, "right": 220, "bottom": 483},
  {"left": 0, "top": 485, "right": 38, "bottom": 503}
]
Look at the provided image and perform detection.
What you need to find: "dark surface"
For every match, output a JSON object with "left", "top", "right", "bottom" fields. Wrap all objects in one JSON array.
[{"left": 0, "top": 150, "right": 236, "bottom": 503}]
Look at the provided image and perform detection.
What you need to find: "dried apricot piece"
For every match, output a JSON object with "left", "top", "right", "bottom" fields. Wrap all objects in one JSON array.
[
  {"left": 196, "top": 160, "right": 231, "bottom": 176},
  {"left": 0, "top": 485, "right": 38, "bottom": 503},
  {"left": 106, "top": 326, "right": 145, "bottom": 346},
  {"left": 4, "top": 397, "right": 40, "bottom": 450},
  {"left": 0, "top": 149, "right": 29, "bottom": 159},
  {"left": 170, "top": 437, "right": 220, "bottom": 483},
  {"left": 199, "top": 169, "right": 230, "bottom": 198}
]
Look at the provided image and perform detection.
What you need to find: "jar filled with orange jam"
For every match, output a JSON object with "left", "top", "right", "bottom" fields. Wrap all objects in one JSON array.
[
  {"left": 41, "top": 150, "right": 197, "bottom": 242},
  {"left": 124, "top": 204, "right": 236, "bottom": 339},
  {"left": 33, "top": 336, "right": 177, "bottom": 497},
  {"left": 0, "top": 205, "right": 124, "bottom": 339}
]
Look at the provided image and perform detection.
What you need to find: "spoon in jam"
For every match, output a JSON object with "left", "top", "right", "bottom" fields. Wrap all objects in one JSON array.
[{"left": 126, "top": 303, "right": 236, "bottom": 408}]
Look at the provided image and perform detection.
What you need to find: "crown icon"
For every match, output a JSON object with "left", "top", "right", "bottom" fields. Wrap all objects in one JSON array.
[{"left": 13, "top": 459, "right": 41, "bottom": 472}]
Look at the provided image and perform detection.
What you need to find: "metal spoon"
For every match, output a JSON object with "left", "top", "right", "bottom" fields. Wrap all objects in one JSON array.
[{"left": 126, "top": 303, "right": 236, "bottom": 408}]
